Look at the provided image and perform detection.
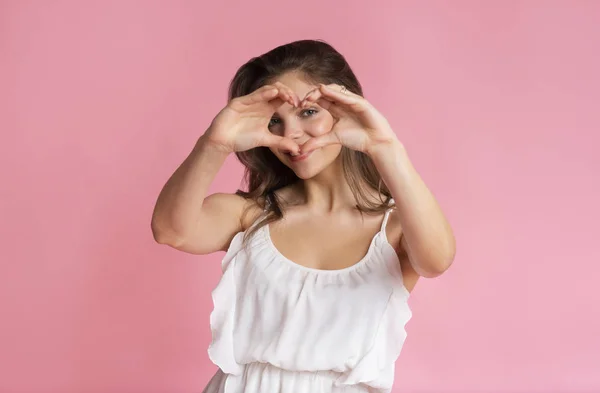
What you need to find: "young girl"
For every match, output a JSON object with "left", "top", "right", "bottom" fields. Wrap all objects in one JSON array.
[{"left": 152, "top": 39, "right": 455, "bottom": 393}]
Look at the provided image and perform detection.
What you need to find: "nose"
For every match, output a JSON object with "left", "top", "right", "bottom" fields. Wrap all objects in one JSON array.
[{"left": 282, "top": 120, "right": 303, "bottom": 140}]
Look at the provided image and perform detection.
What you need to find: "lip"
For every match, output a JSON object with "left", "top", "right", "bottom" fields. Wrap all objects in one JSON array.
[{"left": 289, "top": 150, "right": 313, "bottom": 162}]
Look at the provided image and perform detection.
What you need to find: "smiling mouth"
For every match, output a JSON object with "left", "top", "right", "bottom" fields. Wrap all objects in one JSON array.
[{"left": 286, "top": 150, "right": 314, "bottom": 162}]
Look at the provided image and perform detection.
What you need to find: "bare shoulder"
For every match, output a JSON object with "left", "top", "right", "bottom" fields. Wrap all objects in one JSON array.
[
  {"left": 207, "top": 187, "right": 300, "bottom": 233},
  {"left": 154, "top": 192, "right": 253, "bottom": 255},
  {"left": 202, "top": 192, "right": 248, "bottom": 219},
  {"left": 203, "top": 192, "right": 263, "bottom": 228},
  {"left": 385, "top": 208, "right": 421, "bottom": 293}
]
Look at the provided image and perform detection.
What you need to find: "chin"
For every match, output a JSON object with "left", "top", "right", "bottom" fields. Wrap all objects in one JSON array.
[
  {"left": 292, "top": 168, "right": 321, "bottom": 180},
  {"left": 288, "top": 160, "right": 334, "bottom": 179}
]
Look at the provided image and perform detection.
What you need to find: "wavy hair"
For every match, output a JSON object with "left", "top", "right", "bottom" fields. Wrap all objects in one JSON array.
[{"left": 229, "top": 39, "right": 393, "bottom": 240}]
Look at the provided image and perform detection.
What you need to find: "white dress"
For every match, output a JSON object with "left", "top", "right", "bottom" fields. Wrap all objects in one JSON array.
[{"left": 203, "top": 201, "right": 412, "bottom": 393}]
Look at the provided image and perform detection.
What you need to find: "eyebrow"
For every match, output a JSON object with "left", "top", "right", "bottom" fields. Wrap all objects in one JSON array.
[{"left": 272, "top": 106, "right": 314, "bottom": 117}]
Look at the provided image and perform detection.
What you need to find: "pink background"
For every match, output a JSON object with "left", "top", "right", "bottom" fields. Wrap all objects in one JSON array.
[{"left": 1, "top": 1, "right": 599, "bottom": 392}]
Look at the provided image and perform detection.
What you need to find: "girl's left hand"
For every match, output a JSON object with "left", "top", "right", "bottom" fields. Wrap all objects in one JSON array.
[{"left": 299, "top": 83, "right": 400, "bottom": 156}]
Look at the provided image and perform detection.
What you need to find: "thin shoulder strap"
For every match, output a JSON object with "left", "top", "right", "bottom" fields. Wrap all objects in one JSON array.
[{"left": 380, "top": 198, "right": 395, "bottom": 231}]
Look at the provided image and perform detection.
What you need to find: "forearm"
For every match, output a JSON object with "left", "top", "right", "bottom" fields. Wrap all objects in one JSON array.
[
  {"left": 151, "top": 133, "right": 229, "bottom": 241},
  {"left": 369, "top": 140, "right": 456, "bottom": 277}
]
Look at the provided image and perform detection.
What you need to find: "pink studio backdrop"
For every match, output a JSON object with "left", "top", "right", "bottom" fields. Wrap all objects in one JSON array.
[{"left": 1, "top": 1, "right": 599, "bottom": 392}]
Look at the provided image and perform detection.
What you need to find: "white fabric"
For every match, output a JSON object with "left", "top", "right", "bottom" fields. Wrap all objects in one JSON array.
[{"left": 203, "top": 202, "right": 412, "bottom": 393}]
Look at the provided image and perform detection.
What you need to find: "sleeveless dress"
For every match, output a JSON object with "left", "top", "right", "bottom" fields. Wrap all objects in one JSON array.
[{"left": 202, "top": 200, "right": 413, "bottom": 393}]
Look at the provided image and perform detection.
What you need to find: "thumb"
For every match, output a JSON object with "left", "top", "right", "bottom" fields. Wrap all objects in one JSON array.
[
  {"left": 300, "top": 132, "right": 339, "bottom": 154},
  {"left": 261, "top": 134, "right": 300, "bottom": 155}
]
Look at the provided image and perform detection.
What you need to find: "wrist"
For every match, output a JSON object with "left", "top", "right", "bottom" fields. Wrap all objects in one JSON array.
[
  {"left": 365, "top": 137, "right": 405, "bottom": 159},
  {"left": 196, "top": 133, "right": 234, "bottom": 156}
]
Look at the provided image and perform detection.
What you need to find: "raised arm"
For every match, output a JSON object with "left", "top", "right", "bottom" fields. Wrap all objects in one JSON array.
[{"left": 151, "top": 83, "right": 302, "bottom": 255}]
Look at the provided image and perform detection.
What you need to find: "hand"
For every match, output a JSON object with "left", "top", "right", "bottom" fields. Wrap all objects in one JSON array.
[
  {"left": 204, "top": 82, "right": 302, "bottom": 154},
  {"left": 299, "top": 84, "right": 399, "bottom": 156}
]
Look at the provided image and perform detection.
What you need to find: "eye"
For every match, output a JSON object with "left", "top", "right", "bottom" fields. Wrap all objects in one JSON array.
[
  {"left": 268, "top": 118, "right": 281, "bottom": 128},
  {"left": 301, "top": 109, "right": 318, "bottom": 117}
]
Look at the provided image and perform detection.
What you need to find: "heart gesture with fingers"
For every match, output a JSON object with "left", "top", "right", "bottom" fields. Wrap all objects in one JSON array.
[{"left": 299, "top": 84, "right": 400, "bottom": 156}]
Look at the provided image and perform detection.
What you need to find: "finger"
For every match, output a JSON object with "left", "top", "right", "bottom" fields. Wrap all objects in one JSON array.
[
  {"left": 301, "top": 90, "right": 345, "bottom": 120},
  {"left": 300, "top": 132, "right": 340, "bottom": 154},
  {"left": 277, "top": 88, "right": 297, "bottom": 107},
  {"left": 301, "top": 87, "right": 331, "bottom": 108},
  {"left": 261, "top": 86, "right": 279, "bottom": 100},
  {"left": 315, "top": 98, "right": 345, "bottom": 119},
  {"left": 301, "top": 90, "right": 340, "bottom": 120},
  {"left": 301, "top": 87, "right": 347, "bottom": 115},
  {"left": 269, "top": 85, "right": 293, "bottom": 106},
  {"left": 324, "top": 83, "right": 361, "bottom": 98},
  {"left": 234, "top": 85, "right": 278, "bottom": 106},
  {"left": 320, "top": 85, "right": 383, "bottom": 126},
  {"left": 261, "top": 134, "right": 300, "bottom": 154},
  {"left": 268, "top": 97, "right": 285, "bottom": 109},
  {"left": 301, "top": 87, "right": 320, "bottom": 106},
  {"left": 302, "top": 84, "right": 348, "bottom": 106},
  {"left": 287, "top": 88, "right": 301, "bottom": 107},
  {"left": 273, "top": 82, "right": 300, "bottom": 107},
  {"left": 318, "top": 84, "right": 365, "bottom": 110},
  {"left": 238, "top": 84, "right": 296, "bottom": 107}
]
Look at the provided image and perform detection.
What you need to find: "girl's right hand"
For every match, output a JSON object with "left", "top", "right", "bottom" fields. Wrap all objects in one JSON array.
[{"left": 204, "top": 82, "right": 301, "bottom": 154}]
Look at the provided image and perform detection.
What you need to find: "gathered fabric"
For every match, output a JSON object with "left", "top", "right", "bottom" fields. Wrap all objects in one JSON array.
[{"left": 203, "top": 200, "right": 412, "bottom": 393}]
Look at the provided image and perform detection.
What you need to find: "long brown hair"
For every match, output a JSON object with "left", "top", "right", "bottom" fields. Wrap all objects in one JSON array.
[{"left": 229, "top": 39, "right": 393, "bottom": 239}]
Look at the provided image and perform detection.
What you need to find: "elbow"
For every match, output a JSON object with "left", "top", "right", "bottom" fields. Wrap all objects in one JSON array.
[
  {"left": 151, "top": 219, "right": 184, "bottom": 247},
  {"left": 402, "top": 230, "right": 456, "bottom": 278},
  {"left": 424, "top": 238, "right": 456, "bottom": 278},
  {"left": 411, "top": 248, "right": 456, "bottom": 279},
  {"left": 419, "top": 258, "right": 454, "bottom": 278},
  {"left": 152, "top": 229, "right": 171, "bottom": 246},
  {"left": 151, "top": 224, "right": 170, "bottom": 245}
]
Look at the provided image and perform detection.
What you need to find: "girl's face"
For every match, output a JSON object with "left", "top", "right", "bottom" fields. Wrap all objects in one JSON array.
[{"left": 267, "top": 72, "right": 342, "bottom": 179}]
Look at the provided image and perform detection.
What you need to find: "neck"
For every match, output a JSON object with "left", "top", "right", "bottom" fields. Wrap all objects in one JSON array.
[{"left": 294, "top": 154, "right": 357, "bottom": 213}]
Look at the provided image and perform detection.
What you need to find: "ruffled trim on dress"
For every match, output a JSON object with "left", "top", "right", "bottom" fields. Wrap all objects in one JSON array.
[
  {"left": 207, "top": 231, "right": 245, "bottom": 375},
  {"left": 251, "top": 224, "right": 398, "bottom": 286}
]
